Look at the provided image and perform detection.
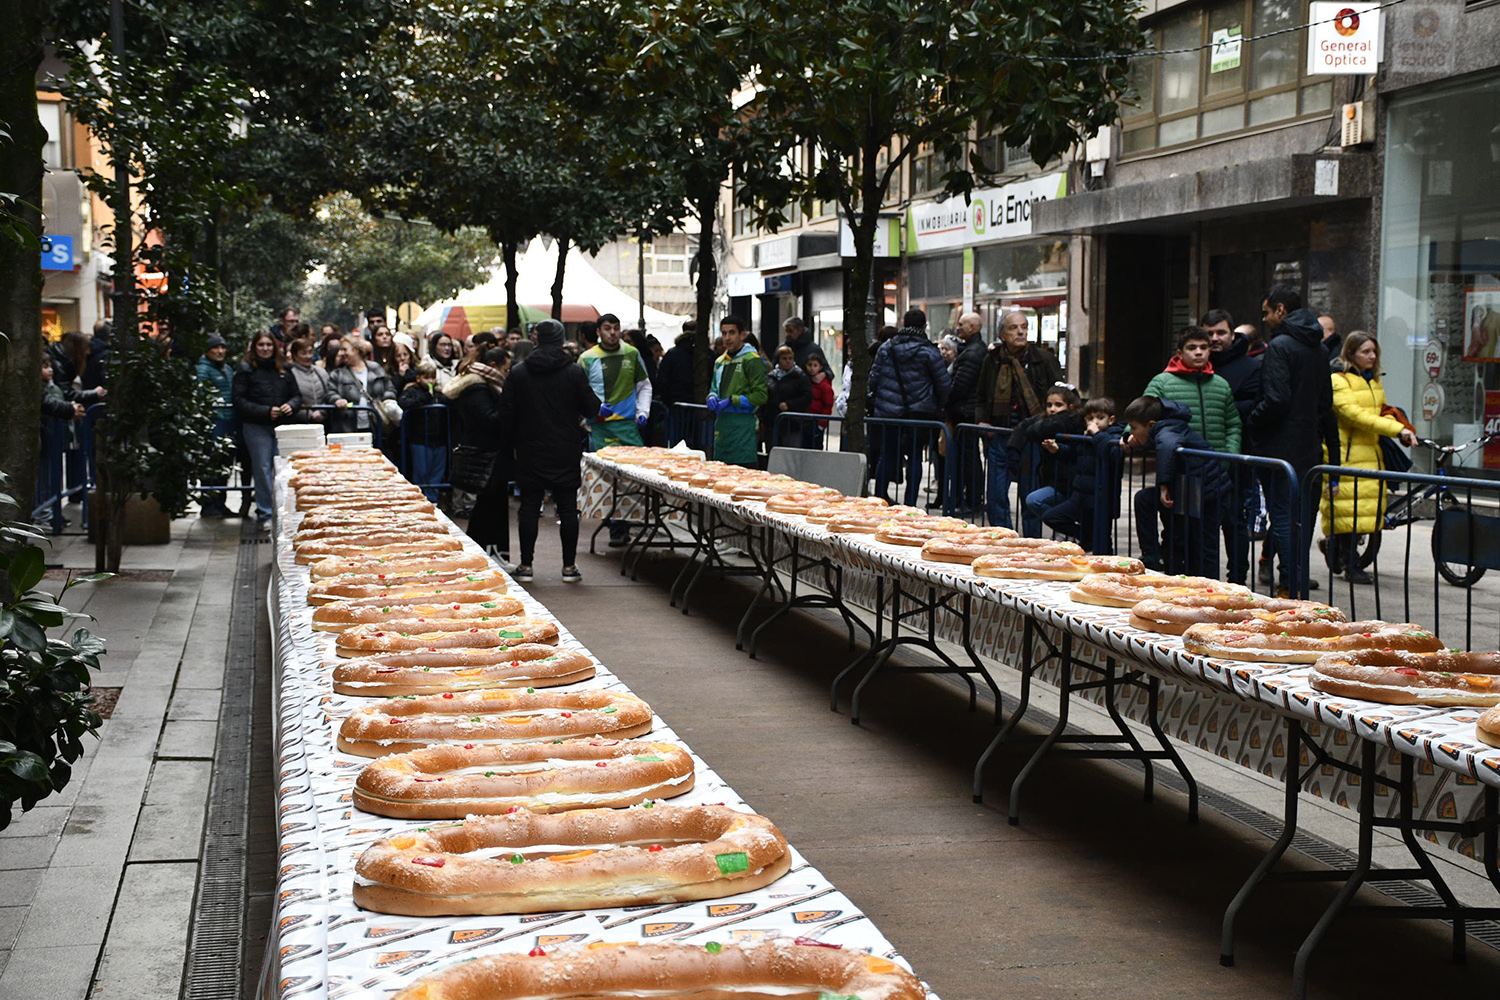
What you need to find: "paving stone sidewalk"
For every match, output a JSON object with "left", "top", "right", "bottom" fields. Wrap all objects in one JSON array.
[{"left": 0, "top": 516, "right": 248, "bottom": 999}]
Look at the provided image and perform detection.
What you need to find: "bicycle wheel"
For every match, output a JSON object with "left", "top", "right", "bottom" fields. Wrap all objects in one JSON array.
[
  {"left": 1351, "top": 532, "right": 1381, "bottom": 571},
  {"left": 1433, "top": 505, "right": 1488, "bottom": 587}
]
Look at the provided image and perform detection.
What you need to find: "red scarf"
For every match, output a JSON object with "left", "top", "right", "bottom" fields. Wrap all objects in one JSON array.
[{"left": 1164, "top": 356, "right": 1214, "bottom": 376}]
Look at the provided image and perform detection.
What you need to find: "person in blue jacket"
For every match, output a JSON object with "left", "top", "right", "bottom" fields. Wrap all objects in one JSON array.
[
  {"left": 1125, "top": 396, "right": 1231, "bottom": 577},
  {"left": 195, "top": 335, "right": 236, "bottom": 518},
  {"left": 868, "top": 308, "right": 951, "bottom": 506}
]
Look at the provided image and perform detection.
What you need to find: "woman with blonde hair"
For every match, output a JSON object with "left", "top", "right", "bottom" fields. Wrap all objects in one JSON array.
[{"left": 1319, "top": 331, "right": 1418, "bottom": 583}]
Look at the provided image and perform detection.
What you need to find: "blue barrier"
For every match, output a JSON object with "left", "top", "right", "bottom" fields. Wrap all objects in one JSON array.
[
  {"left": 398, "top": 402, "right": 452, "bottom": 494},
  {"left": 668, "top": 403, "right": 716, "bottom": 458}
]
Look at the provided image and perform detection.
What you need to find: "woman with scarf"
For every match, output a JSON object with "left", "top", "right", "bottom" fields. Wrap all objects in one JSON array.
[
  {"left": 443, "top": 347, "right": 513, "bottom": 556},
  {"left": 763, "top": 345, "right": 813, "bottom": 450}
]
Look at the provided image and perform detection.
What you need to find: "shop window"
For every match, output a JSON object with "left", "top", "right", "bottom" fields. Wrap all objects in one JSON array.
[
  {"left": 975, "top": 241, "right": 1070, "bottom": 297},
  {"left": 1120, "top": 0, "right": 1333, "bottom": 156},
  {"left": 644, "top": 234, "right": 691, "bottom": 275}
]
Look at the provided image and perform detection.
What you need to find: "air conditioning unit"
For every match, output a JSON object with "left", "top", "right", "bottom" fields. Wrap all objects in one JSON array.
[{"left": 1340, "top": 103, "right": 1365, "bottom": 147}]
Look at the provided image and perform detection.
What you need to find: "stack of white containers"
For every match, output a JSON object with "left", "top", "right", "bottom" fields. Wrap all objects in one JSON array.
[{"left": 274, "top": 424, "right": 326, "bottom": 453}]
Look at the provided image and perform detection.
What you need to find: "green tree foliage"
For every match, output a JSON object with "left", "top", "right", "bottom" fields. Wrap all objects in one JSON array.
[
  {"left": 313, "top": 193, "right": 495, "bottom": 316},
  {"left": 742, "top": 0, "right": 1144, "bottom": 447},
  {"left": 0, "top": 472, "right": 108, "bottom": 830},
  {"left": 218, "top": 200, "right": 322, "bottom": 314}
]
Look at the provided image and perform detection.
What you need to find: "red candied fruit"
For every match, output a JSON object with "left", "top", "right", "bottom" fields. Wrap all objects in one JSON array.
[
  {"left": 1395, "top": 667, "right": 1421, "bottom": 676},
  {"left": 410, "top": 856, "right": 444, "bottom": 867},
  {"left": 648, "top": 844, "right": 663, "bottom": 852},
  {"left": 794, "top": 937, "right": 842, "bottom": 949},
  {"left": 528, "top": 947, "right": 546, "bottom": 957},
  {"left": 442, "top": 693, "right": 454, "bottom": 699},
  {"left": 387, "top": 718, "right": 404, "bottom": 725}
]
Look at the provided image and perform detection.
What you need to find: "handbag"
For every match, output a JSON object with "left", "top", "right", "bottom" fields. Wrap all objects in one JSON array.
[
  {"left": 449, "top": 444, "right": 500, "bottom": 492},
  {"left": 1379, "top": 435, "right": 1412, "bottom": 474}
]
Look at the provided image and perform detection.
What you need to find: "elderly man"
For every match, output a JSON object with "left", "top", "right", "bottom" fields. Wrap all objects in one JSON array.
[
  {"left": 781, "top": 316, "right": 826, "bottom": 372},
  {"left": 974, "top": 309, "right": 1063, "bottom": 527},
  {"left": 945, "top": 312, "right": 987, "bottom": 511}
]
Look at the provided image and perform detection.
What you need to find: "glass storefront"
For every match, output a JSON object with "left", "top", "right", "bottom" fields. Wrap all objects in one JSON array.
[
  {"left": 975, "top": 239, "right": 1070, "bottom": 371},
  {"left": 1380, "top": 76, "right": 1500, "bottom": 471}
]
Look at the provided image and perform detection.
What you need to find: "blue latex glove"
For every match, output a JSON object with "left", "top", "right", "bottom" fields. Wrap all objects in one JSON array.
[
  {"left": 734, "top": 395, "right": 748, "bottom": 409},
  {"left": 636, "top": 414, "right": 649, "bottom": 428},
  {"left": 705, "top": 393, "right": 721, "bottom": 414},
  {"left": 598, "top": 403, "right": 615, "bottom": 420}
]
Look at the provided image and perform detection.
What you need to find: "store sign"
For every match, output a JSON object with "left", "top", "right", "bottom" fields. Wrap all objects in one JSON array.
[
  {"left": 1307, "top": 2, "right": 1383, "bottom": 75},
  {"left": 41, "top": 234, "right": 73, "bottom": 271},
  {"left": 905, "top": 172, "right": 1067, "bottom": 254},
  {"left": 837, "top": 216, "right": 900, "bottom": 258},
  {"left": 1420, "top": 381, "right": 1445, "bottom": 422},
  {"left": 755, "top": 236, "right": 797, "bottom": 271},
  {"left": 726, "top": 271, "right": 764, "bottom": 297},
  {"left": 1422, "top": 340, "right": 1445, "bottom": 379},
  {"left": 1210, "top": 27, "right": 1242, "bottom": 73}
]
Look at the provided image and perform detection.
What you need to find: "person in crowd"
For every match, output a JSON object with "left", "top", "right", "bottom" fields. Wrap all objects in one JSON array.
[
  {"left": 511, "top": 340, "right": 536, "bottom": 364},
  {"left": 624, "top": 328, "right": 659, "bottom": 384},
  {"left": 1236, "top": 323, "right": 1265, "bottom": 358},
  {"left": 1318, "top": 314, "right": 1340, "bottom": 358},
  {"left": 317, "top": 329, "right": 344, "bottom": 369},
  {"left": 869, "top": 308, "right": 951, "bottom": 506},
  {"left": 938, "top": 336, "right": 959, "bottom": 366},
  {"left": 975, "top": 309, "right": 1063, "bottom": 527},
  {"left": 79, "top": 319, "right": 111, "bottom": 390},
  {"left": 428, "top": 332, "right": 460, "bottom": 389},
  {"left": 580, "top": 312, "right": 652, "bottom": 460},
  {"left": 1247, "top": 286, "right": 1340, "bottom": 597},
  {"left": 1126, "top": 396, "right": 1229, "bottom": 577},
  {"left": 1041, "top": 396, "right": 1124, "bottom": 551},
  {"left": 1319, "top": 333, "right": 1417, "bottom": 584},
  {"left": 318, "top": 321, "right": 340, "bottom": 343},
  {"left": 764, "top": 344, "right": 813, "bottom": 448},
  {"left": 576, "top": 321, "right": 598, "bottom": 351},
  {"left": 1013, "top": 383, "right": 1084, "bottom": 536},
  {"left": 499, "top": 319, "right": 600, "bottom": 584},
  {"left": 466, "top": 330, "right": 500, "bottom": 363},
  {"left": 1143, "top": 326, "right": 1241, "bottom": 454},
  {"left": 287, "top": 336, "right": 336, "bottom": 424},
  {"left": 194, "top": 334, "right": 237, "bottom": 517},
  {"left": 506, "top": 328, "right": 524, "bottom": 348},
  {"left": 327, "top": 336, "right": 393, "bottom": 435},
  {"left": 270, "top": 306, "right": 299, "bottom": 343},
  {"left": 657, "top": 320, "right": 697, "bottom": 444},
  {"left": 804, "top": 355, "right": 834, "bottom": 449},
  {"left": 944, "top": 312, "right": 987, "bottom": 512},
  {"left": 389, "top": 341, "right": 418, "bottom": 393},
  {"left": 1205, "top": 308, "right": 1263, "bottom": 586},
  {"left": 707, "top": 315, "right": 768, "bottom": 468},
  {"left": 38, "top": 353, "right": 100, "bottom": 523},
  {"left": 446, "top": 347, "right": 513, "bottom": 558},
  {"left": 562, "top": 340, "right": 582, "bottom": 360},
  {"left": 49, "top": 329, "right": 90, "bottom": 390},
  {"left": 369, "top": 325, "right": 398, "bottom": 371},
  {"left": 398, "top": 358, "right": 440, "bottom": 411},
  {"left": 231, "top": 332, "right": 300, "bottom": 530},
  {"left": 359, "top": 308, "right": 385, "bottom": 335},
  {"left": 40, "top": 355, "right": 86, "bottom": 418},
  {"left": 781, "top": 316, "right": 826, "bottom": 372}
]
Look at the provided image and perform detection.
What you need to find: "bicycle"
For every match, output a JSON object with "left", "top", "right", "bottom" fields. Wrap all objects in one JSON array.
[{"left": 1326, "top": 431, "right": 1499, "bottom": 586}]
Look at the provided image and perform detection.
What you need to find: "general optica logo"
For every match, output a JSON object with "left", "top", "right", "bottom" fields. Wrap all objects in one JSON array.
[{"left": 1334, "top": 8, "right": 1360, "bottom": 35}]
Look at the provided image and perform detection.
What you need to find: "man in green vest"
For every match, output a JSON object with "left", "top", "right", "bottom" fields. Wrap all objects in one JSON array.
[
  {"left": 707, "top": 315, "right": 767, "bottom": 467},
  {"left": 578, "top": 312, "right": 652, "bottom": 450}
]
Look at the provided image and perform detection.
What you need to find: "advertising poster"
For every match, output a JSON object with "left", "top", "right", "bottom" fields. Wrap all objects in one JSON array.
[{"left": 1463, "top": 286, "right": 1500, "bottom": 362}]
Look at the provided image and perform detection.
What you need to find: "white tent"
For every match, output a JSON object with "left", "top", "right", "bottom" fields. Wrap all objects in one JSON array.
[{"left": 415, "top": 237, "right": 690, "bottom": 342}]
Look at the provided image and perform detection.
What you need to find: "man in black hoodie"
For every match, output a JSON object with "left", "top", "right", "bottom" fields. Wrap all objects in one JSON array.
[
  {"left": 1204, "top": 308, "right": 1261, "bottom": 585},
  {"left": 656, "top": 321, "right": 697, "bottom": 444},
  {"left": 499, "top": 319, "right": 601, "bottom": 584},
  {"left": 1246, "top": 289, "right": 1340, "bottom": 597}
]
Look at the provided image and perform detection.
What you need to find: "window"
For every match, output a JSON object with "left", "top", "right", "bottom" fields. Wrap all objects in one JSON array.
[
  {"left": 1120, "top": 0, "right": 1332, "bottom": 155},
  {"left": 644, "top": 234, "right": 691, "bottom": 275},
  {"left": 731, "top": 174, "right": 753, "bottom": 237},
  {"left": 38, "top": 101, "right": 63, "bottom": 168},
  {"left": 910, "top": 142, "right": 958, "bottom": 195}
]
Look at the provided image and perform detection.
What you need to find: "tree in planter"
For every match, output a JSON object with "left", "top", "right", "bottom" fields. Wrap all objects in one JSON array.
[
  {"left": 0, "top": 472, "right": 107, "bottom": 830},
  {"left": 742, "top": 0, "right": 1143, "bottom": 450}
]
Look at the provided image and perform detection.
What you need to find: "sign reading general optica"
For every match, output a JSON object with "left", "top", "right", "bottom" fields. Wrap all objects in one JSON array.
[
  {"left": 1307, "top": 2, "right": 1383, "bottom": 75},
  {"left": 904, "top": 172, "right": 1067, "bottom": 254}
]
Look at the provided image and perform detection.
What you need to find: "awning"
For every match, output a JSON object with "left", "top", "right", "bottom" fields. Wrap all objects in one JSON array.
[{"left": 528, "top": 304, "right": 600, "bottom": 324}]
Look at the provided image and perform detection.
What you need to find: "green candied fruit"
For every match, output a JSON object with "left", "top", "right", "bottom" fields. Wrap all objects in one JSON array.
[
  {"left": 482, "top": 602, "right": 497, "bottom": 608},
  {"left": 634, "top": 755, "right": 664, "bottom": 762},
  {"left": 602, "top": 707, "right": 618, "bottom": 714},
  {"left": 381, "top": 607, "right": 391, "bottom": 613},
  {"left": 526, "top": 687, "right": 536, "bottom": 694},
  {"left": 510, "top": 854, "right": 525, "bottom": 864},
  {"left": 704, "top": 941, "right": 723, "bottom": 954},
  {"left": 714, "top": 852, "right": 749, "bottom": 874},
  {"left": 484, "top": 771, "right": 496, "bottom": 777},
  {"left": 470, "top": 716, "right": 482, "bottom": 722}
]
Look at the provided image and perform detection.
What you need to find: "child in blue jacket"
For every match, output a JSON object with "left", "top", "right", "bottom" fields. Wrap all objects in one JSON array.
[
  {"left": 1040, "top": 396, "right": 1125, "bottom": 552},
  {"left": 1125, "top": 395, "right": 1232, "bottom": 578}
]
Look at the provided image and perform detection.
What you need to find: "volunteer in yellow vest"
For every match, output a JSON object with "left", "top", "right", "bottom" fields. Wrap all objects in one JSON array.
[
  {"left": 579, "top": 312, "right": 652, "bottom": 449},
  {"left": 707, "top": 315, "right": 768, "bottom": 467},
  {"left": 1318, "top": 332, "right": 1417, "bottom": 584}
]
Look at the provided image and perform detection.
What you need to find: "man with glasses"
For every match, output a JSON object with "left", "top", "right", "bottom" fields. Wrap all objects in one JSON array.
[{"left": 975, "top": 309, "right": 1063, "bottom": 528}]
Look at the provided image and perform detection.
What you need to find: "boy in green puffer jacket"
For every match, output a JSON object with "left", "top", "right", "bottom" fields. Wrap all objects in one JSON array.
[{"left": 1143, "top": 326, "right": 1242, "bottom": 454}]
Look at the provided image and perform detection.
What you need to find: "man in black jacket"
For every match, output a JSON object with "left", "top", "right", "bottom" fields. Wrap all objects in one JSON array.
[
  {"left": 1247, "top": 292, "right": 1340, "bottom": 597},
  {"left": 946, "top": 312, "right": 987, "bottom": 512},
  {"left": 780, "top": 317, "right": 826, "bottom": 372},
  {"left": 499, "top": 319, "right": 601, "bottom": 584},
  {"left": 656, "top": 321, "right": 697, "bottom": 443},
  {"left": 975, "top": 310, "right": 1064, "bottom": 527},
  {"left": 1204, "top": 308, "right": 1262, "bottom": 585}
]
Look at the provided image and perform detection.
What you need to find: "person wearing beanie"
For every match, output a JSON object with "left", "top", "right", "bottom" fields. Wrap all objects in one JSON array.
[{"left": 500, "top": 319, "right": 601, "bottom": 583}]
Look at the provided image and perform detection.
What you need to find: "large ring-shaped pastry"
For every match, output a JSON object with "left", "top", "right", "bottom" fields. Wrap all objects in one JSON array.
[
  {"left": 1128, "top": 596, "right": 1344, "bottom": 636},
  {"left": 1182, "top": 619, "right": 1443, "bottom": 664},
  {"left": 355, "top": 804, "right": 790, "bottom": 915},
  {"left": 332, "top": 646, "right": 596, "bottom": 697},
  {"left": 389, "top": 941, "right": 923, "bottom": 1000},
  {"left": 334, "top": 619, "right": 558, "bottom": 657},
  {"left": 311, "top": 594, "right": 520, "bottom": 632},
  {"left": 352, "top": 739, "right": 696, "bottom": 818},
  {"left": 337, "top": 688, "right": 652, "bottom": 756},
  {"left": 1309, "top": 648, "right": 1500, "bottom": 705},
  {"left": 1068, "top": 573, "right": 1250, "bottom": 608}
]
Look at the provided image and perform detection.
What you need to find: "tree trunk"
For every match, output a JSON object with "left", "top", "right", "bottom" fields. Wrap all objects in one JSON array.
[
  {"left": 0, "top": 6, "right": 45, "bottom": 511},
  {"left": 550, "top": 234, "right": 569, "bottom": 320},
  {"left": 690, "top": 184, "right": 718, "bottom": 402},
  {"left": 501, "top": 240, "right": 520, "bottom": 335}
]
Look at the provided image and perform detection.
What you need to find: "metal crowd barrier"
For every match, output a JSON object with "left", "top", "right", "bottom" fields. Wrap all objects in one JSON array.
[
  {"left": 1298, "top": 463, "right": 1500, "bottom": 651},
  {"left": 772, "top": 412, "right": 955, "bottom": 514},
  {"left": 1162, "top": 448, "right": 1298, "bottom": 594},
  {"left": 305, "top": 404, "right": 385, "bottom": 450},
  {"left": 667, "top": 402, "right": 716, "bottom": 457}
]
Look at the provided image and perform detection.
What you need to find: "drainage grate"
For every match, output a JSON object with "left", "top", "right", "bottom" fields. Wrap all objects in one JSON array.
[
  {"left": 182, "top": 532, "right": 260, "bottom": 1000},
  {"left": 88, "top": 685, "right": 122, "bottom": 720}
]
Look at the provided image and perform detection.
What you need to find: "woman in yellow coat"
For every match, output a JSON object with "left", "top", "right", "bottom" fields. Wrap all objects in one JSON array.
[{"left": 1319, "top": 332, "right": 1417, "bottom": 583}]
